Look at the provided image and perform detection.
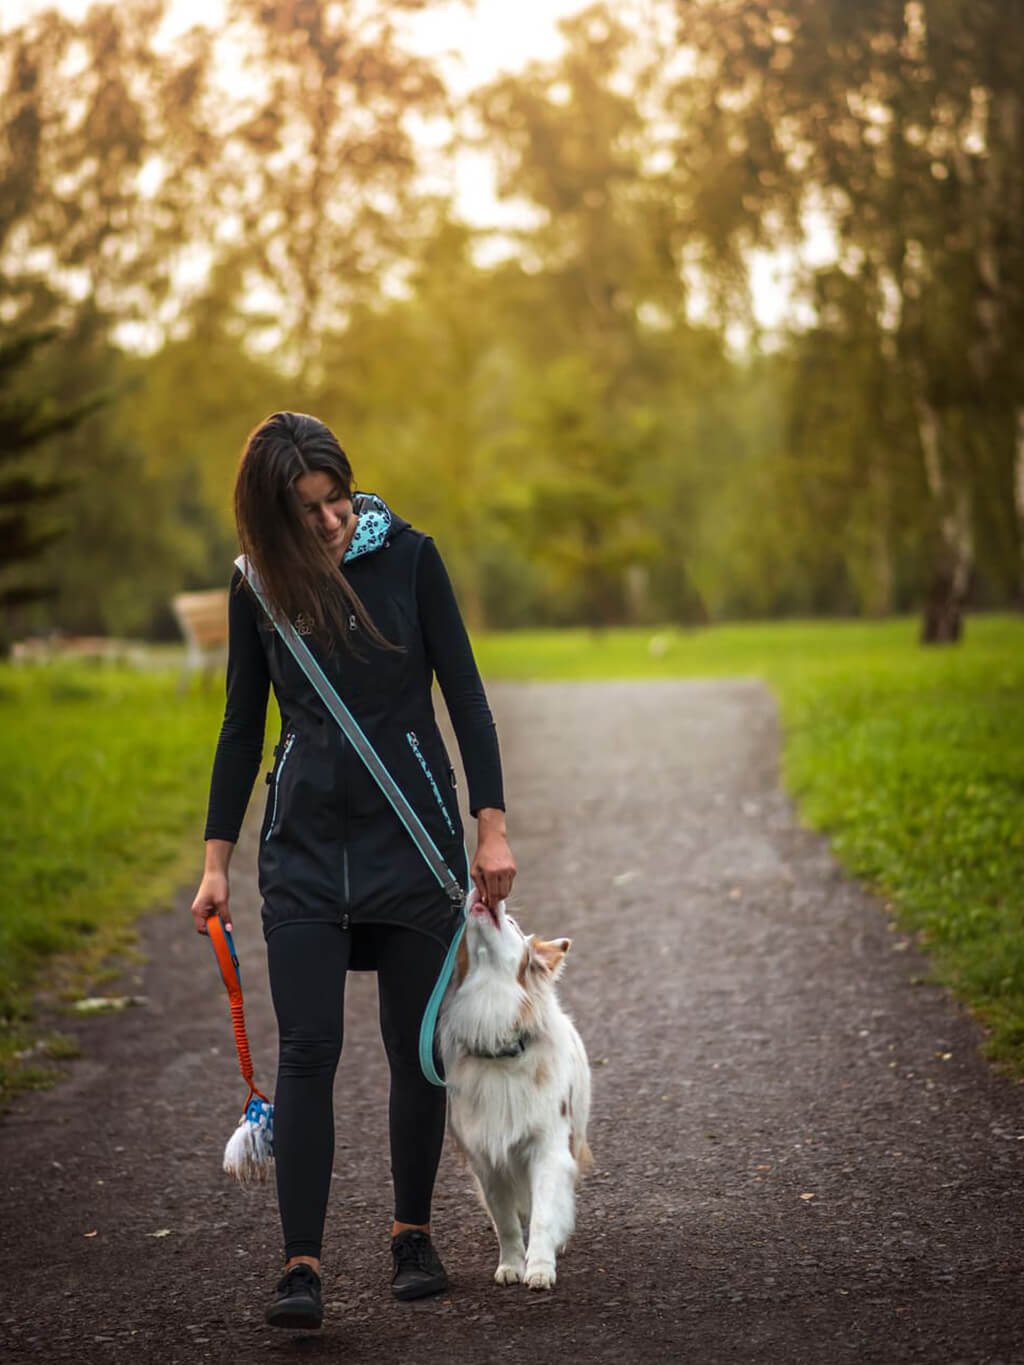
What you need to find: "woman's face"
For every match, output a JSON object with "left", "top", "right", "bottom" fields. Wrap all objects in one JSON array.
[{"left": 294, "top": 471, "right": 357, "bottom": 561}]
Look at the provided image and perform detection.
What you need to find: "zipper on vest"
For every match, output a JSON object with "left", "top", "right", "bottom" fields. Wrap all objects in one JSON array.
[
  {"left": 406, "top": 730, "right": 455, "bottom": 835},
  {"left": 342, "top": 733, "right": 351, "bottom": 906},
  {"left": 265, "top": 731, "right": 296, "bottom": 842}
]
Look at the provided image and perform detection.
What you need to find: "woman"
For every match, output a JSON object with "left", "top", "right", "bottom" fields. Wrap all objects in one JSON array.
[{"left": 190, "top": 411, "right": 515, "bottom": 1330}]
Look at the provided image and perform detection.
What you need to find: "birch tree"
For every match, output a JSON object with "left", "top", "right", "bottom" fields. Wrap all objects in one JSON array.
[
  {"left": 669, "top": 0, "right": 1024, "bottom": 639},
  {"left": 217, "top": 0, "right": 448, "bottom": 376}
]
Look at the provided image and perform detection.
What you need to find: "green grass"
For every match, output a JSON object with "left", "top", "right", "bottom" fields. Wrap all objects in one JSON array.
[
  {"left": 1, "top": 614, "right": 1021, "bottom": 1099},
  {"left": 474, "top": 615, "right": 1024, "bottom": 1072},
  {"left": 0, "top": 663, "right": 227, "bottom": 1099}
]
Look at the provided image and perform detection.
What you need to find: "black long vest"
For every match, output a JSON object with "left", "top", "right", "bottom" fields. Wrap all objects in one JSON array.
[{"left": 248, "top": 514, "right": 468, "bottom": 957}]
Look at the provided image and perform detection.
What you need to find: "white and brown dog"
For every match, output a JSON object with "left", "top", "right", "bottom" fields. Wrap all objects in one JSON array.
[{"left": 439, "top": 892, "right": 591, "bottom": 1290}]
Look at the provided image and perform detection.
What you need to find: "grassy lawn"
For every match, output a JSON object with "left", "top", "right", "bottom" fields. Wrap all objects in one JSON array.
[
  {"left": 0, "top": 664, "right": 227, "bottom": 1098},
  {"left": 0, "top": 613, "right": 1021, "bottom": 1099}
]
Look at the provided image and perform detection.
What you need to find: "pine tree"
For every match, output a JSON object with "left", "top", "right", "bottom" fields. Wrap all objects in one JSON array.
[{"left": 0, "top": 328, "right": 104, "bottom": 628}]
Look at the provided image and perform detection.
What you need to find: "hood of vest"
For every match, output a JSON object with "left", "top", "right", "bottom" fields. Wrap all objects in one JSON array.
[{"left": 345, "top": 492, "right": 408, "bottom": 563}]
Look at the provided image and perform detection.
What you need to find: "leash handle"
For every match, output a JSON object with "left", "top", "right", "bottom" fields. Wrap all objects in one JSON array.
[
  {"left": 208, "top": 916, "right": 241, "bottom": 996},
  {"left": 208, "top": 917, "right": 268, "bottom": 1102}
]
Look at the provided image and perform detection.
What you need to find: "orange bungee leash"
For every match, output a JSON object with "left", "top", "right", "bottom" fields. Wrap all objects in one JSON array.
[{"left": 207, "top": 916, "right": 274, "bottom": 1184}]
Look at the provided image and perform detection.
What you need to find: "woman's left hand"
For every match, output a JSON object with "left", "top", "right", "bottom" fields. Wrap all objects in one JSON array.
[{"left": 471, "top": 808, "right": 516, "bottom": 907}]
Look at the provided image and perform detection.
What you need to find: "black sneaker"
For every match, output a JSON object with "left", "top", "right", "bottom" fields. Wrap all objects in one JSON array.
[
  {"left": 390, "top": 1229, "right": 449, "bottom": 1301},
  {"left": 264, "top": 1263, "right": 324, "bottom": 1330}
]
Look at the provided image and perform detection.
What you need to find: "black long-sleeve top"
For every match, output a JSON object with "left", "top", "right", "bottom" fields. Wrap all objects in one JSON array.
[{"left": 204, "top": 537, "right": 504, "bottom": 843}]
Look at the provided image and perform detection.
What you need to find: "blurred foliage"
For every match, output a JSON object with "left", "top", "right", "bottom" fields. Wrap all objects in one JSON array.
[
  {"left": 0, "top": 327, "right": 106, "bottom": 639},
  {"left": 0, "top": 0, "right": 1021, "bottom": 642}
]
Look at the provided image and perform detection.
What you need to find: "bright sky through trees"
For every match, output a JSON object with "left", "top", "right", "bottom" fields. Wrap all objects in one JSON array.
[{"left": 14, "top": 0, "right": 802, "bottom": 325}]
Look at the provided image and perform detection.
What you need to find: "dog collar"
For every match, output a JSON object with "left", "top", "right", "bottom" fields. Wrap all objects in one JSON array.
[{"left": 467, "top": 1032, "right": 531, "bottom": 1061}]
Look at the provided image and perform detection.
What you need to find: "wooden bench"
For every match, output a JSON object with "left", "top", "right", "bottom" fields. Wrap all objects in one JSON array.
[{"left": 171, "top": 588, "right": 229, "bottom": 691}]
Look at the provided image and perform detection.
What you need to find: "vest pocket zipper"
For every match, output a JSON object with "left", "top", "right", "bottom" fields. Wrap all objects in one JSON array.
[
  {"left": 406, "top": 730, "right": 455, "bottom": 835},
  {"left": 265, "top": 731, "right": 297, "bottom": 842}
]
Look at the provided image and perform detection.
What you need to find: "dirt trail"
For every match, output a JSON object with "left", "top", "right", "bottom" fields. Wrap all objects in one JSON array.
[{"left": 2, "top": 680, "right": 1023, "bottom": 1364}]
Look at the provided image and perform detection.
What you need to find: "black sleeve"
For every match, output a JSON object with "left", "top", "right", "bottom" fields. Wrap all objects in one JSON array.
[
  {"left": 417, "top": 538, "right": 505, "bottom": 816},
  {"left": 203, "top": 569, "right": 271, "bottom": 842}
]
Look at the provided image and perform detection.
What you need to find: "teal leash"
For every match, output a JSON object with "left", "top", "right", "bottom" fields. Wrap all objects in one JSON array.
[
  {"left": 419, "top": 849, "right": 472, "bottom": 1088},
  {"left": 417, "top": 900, "right": 468, "bottom": 1087}
]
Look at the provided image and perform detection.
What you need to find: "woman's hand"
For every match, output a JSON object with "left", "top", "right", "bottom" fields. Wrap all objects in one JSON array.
[
  {"left": 190, "top": 870, "right": 231, "bottom": 935},
  {"left": 193, "top": 839, "right": 234, "bottom": 934},
  {"left": 471, "top": 808, "right": 516, "bottom": 908}
]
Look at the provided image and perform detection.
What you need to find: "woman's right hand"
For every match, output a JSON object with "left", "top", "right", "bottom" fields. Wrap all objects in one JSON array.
[{"left": 191, "top": 871, "right": 231, "bottom": 935}]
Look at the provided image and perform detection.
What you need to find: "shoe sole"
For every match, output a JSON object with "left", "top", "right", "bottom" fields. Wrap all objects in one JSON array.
[
  {"left": 392, "top": 1274, "right": 449, "bottom": 1302},
  {"left": 265, "top": 1303, "right": 323, "bottom": 1330}
]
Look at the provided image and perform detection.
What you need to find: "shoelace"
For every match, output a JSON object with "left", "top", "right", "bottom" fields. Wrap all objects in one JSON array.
[
  {"left": 393, "top": 1232, "right": 433, "bottom": 1270},
  {"left": 278, "top": 1264, "right": 318, "bottom": 1293}
]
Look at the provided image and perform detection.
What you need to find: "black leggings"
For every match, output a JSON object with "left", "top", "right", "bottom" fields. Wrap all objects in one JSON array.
[{"left": 266, "top": 922, "right": 447, "bottom": 1260}]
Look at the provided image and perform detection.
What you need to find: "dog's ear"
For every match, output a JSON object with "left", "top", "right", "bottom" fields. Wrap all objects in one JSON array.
[{"left": 531, "top": 936, "right": 572, "bottom": 979}]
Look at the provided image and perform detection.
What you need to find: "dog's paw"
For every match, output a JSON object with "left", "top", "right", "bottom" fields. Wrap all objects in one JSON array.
[
  {"left": 494, "top": 1261, "right": 524, "bottom": 1286},
  {"left": 523, "top": 1260, "right": 556, "bottom": 1291}
]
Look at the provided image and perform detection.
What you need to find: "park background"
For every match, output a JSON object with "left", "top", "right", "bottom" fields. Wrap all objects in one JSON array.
[{"left": 0, "top": 0, "right": 1022, "bottom": 1093}]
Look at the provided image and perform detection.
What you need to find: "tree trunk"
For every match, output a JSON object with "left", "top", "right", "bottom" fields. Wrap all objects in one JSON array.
[
  {"left": 921, "top": 553, "right": 968, "bottom": 643},
  {"left": 623, "top": 563, "right": 649, "bottom": 624},
  {"left": 1015, "top": 406, "right": 1024, "bottom": 608},
  {"left": 856, "top": 448, "right": 894, "bottom": 617},
  {"left": 913, "top": 387, "right": 973, "bottom": 644},
  {"left": 460, "top": 570, "right": 486, "bottom": 635}
]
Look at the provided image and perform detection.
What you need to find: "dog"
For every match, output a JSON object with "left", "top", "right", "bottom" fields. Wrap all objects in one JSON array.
[{"left": 439, "top": 891, "right": 591, "bottom": 1290}]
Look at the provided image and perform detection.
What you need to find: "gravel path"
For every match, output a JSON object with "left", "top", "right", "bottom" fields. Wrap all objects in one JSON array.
[{"left": 2, "top": 679, "right": 1023, "bottom": 1363}]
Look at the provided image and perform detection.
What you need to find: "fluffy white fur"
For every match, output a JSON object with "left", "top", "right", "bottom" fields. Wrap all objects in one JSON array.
[
  {"left": 222, "top": 1111, "right": 273, "bottom": 1184},
  {"left": 439, "top": 892, "right": 591, "bottom": 1291}
]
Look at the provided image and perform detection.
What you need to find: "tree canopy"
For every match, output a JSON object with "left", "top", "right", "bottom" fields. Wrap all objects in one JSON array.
[{"left": 0, "top": 0, "right": 1020, "bottom": 643}]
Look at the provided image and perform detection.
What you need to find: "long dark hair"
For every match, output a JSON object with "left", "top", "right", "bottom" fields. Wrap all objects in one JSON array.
[{"left": 234, "top": 411, "right": 392, "bottom": 653}]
